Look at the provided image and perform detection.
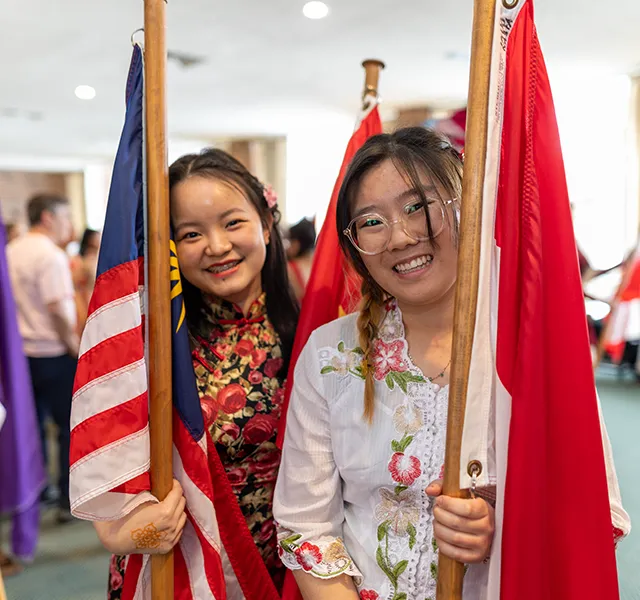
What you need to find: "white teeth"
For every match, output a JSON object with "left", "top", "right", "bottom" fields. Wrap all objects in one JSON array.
[
  {"left": 208, "top": 260, "right": 240, "bottom": 274},
  {"left": 394, "top": 255, "right": 432, "bottom": 273}
]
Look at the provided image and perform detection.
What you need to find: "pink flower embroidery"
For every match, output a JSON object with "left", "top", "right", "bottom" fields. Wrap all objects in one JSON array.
[
  {"left": 388, "top": 452, "right": 422, "bottom": 486},
  {"left": 371, "top": 339, "right": 405, "bottom": 380},
  {"left": 263, "top": 184, "right": 278, "bottom": 209},
  {"left": 360, "top": 591, "right": 380, "bottom": 600},
  {"left": 294, "top": 542, "right": 323, "bottom": 571}
]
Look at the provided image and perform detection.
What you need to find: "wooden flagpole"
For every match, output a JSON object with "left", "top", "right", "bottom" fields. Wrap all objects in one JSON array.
[
  {"left": 361, "top": 59, "right": 385, "bottom": 107},
  {"left": 436, "top": 0, "right": 496, "bottom": 599},
  {"left": 144, "top": 1, "right": 174, "bottom": 599}
]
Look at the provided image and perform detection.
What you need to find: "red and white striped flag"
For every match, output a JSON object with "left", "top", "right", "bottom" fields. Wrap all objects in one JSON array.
[
  {"left": 69, "top": 45, "right": 279, "bottom": 600},
  {"left": 459, "top": 1, "right": 630, "bottom": 598}
]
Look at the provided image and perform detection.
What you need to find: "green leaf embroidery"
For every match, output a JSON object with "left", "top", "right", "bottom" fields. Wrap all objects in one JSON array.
[
  {"left": 377, "top": 521, "right": 388, "bottom": 542},
  {"left": 391, "top": 440, "right": 401, "bottom": 452},
  {"left": 407, "top": 523, "right": 417, "bottom": 550},
  {"left": 404, "top": 372, "right": 426, "bottom": 384},
  {"left": 430, "top": 561, "right": 438, "bottom": 580},
  {"left": 279, "top": 533, "right": 302, "bottom": 553},
  {"left": 349, "top": 367, "right": 365, "bottom": 380},
  {"left": 432, "top": 536, "right": 438, "bottom": 552},
  {"left": 395, "top": 435, "right": 414, "bottom": 454},
  {"left": 392, "top": 594, "right": 407, "bottom": 600},
  {"left": 394, "top": 485, "right": 408, "bottom": 495},
  {"left": 320, "top": 365, "right": 336, "bottom": 375},
  {"left": 393, "top": 560, "right": 408, "bottom": 579},
  {"left": 385, "top": 374, "right": 395, "bottom": 390},
  {"left": 338, "top": 341, "right": 345, "bottom": 353},
  {"left": 391, "top": 371, "right": 408, "bottom": 393},
  {"left": 352, "top": 346, "right": 365, "bottom": 355},
  {"left": 376, "top": 546, "right": 396, "bottom": 584}
]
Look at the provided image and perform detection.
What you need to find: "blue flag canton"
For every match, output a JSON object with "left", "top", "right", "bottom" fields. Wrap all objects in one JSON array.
[{"left": 170, "top": 239, "right": 205, "bottom": 439}]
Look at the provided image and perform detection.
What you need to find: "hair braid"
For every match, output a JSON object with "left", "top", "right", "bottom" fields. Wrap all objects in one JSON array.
[{"left": 357, "top": 277, "right": 385, "bottom": 423}]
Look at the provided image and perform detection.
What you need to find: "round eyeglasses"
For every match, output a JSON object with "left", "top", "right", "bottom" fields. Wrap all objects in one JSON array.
[{"left": 343, "top": 198, "right": 457, "bottom": 256}]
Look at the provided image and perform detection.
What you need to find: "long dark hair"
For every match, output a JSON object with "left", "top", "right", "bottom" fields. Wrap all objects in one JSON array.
[
  {"left": 336, "top": 127, "right": 463, "bottom": 421},
  {"left": 288, "top": 217, "right": 316, "bottom": 258},
  {"left": 79, "top": 228, "right": 100, "bottom": 257},
  {"left": 169, "top": 148, "right": 299, "bottom": 372}
]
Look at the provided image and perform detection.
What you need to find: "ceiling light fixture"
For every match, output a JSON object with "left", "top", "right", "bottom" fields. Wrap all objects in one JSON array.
[
  {"left": 303, "top": 1, "right": 329, "bottom": 19},
  {"left": 75, "top": 85, "right": 96, "bottom": 100}
]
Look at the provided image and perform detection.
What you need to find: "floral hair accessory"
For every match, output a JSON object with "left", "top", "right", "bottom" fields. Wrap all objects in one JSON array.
[{"left": 263, "top": 185, "right": 278, "bottom": 209}]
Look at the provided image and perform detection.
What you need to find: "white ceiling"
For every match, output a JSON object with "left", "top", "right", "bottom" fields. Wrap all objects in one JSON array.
[{"left": 1, "top": 0, "right": 639, "bottom": 162}]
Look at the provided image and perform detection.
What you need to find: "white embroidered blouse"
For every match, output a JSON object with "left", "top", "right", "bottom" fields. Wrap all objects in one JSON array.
[{"left": 273, "top": 301, "right": 630, "bottom": 600}]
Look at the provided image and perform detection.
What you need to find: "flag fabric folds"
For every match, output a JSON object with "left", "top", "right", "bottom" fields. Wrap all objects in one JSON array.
[
  {"left": 459, "top": 1, "right": 629, "bottom": 598},
  {"left": 276, "top": 100, "right": 383, "bottom": 450},
  {"left": 0, "top": 213, "right": 46, "bottom": 561},
  {"left": 277, "top": 99, "right": 383, "bottom": 600},
  {"left": 69, "top": 45, "right": 278, "bottom": 600}
]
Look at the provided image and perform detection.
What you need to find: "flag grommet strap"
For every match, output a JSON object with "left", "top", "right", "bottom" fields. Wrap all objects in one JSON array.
[{"left": 467, "top": 460, "right": 483, "bottom": 478}]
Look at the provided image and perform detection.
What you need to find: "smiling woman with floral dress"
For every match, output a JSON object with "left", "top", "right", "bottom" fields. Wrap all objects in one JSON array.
[
  {"left": 273, "top": 128, "right": 630, "bottom": 600},
  {"left": 98, "top": 148, "right": 299, "bottom": 598}
]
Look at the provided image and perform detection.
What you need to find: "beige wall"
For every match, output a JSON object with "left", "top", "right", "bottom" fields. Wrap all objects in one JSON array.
[
  {"left": 0, "top": 170, "right": 85, "bottom": 237},
  {"left": 220, "top": 137, "right": 288, "bottom": 221}
]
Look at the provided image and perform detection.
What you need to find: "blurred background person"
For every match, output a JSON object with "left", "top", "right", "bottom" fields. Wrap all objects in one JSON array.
[
  {"left": 70, "top": 228, "right": 101, "bottom": 333},
  {"left": 4, "top": 223, "right": 23, "bottom": 244},
  {"left": 6, "top": 193, "right": 79, "bottom": 524},
  {"left": 286, "top": 217, "right": 316, "bottom": 302}
]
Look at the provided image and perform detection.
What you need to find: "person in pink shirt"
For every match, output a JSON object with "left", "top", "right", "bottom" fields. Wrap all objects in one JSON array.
[{"left": 7, "top": 194, "right": 78, "bottom": 523}]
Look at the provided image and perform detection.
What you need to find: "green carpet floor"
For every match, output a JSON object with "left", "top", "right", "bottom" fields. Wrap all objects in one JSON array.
[{"left": 3, "top": 371, "right": 638, "bottom": 599}]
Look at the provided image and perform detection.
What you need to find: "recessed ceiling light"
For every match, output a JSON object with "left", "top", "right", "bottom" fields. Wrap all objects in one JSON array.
[
  {"left": 303, "top": 1, "right": 329, "bottom": 19},
  {"left": 75, "top": 85, "right": 96, "bottom": 100}
]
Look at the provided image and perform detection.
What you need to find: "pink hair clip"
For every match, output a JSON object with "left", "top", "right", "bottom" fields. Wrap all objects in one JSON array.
[{"left": 263, "top": 185, "right": 278, "bottom": 209}]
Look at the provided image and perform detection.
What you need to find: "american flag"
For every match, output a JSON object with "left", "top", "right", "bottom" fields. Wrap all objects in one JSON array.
[{"left": 69, "top": 45, "right": 279, "bottom": 600}]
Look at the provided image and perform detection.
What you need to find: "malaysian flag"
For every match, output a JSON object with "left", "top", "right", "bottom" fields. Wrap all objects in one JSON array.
[{"left": 69, "top": 45, "right": 279, "bottom": 600}]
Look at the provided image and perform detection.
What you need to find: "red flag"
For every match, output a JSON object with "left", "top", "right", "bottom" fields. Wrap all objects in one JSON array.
[
  {"left": 460, "top": 1, "right": 628, "bottom": 598},
  {"left": 277, "top": 103, "right": 382, "bottom": 600},
  {"left": 277, "top": 103, "right": 383, "bottom": 449}
]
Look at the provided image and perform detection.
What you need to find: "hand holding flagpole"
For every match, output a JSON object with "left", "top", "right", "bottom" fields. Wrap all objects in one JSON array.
[
  {"left": 437, "top": 0, "right": 496, "bottom": 598},
  {"left": 144, "top": 1, "right": 174, "bottom": 599}
]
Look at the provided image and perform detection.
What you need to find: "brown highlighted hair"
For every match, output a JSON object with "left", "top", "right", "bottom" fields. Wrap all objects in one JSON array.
[{"left": 336, "top": 127, "right": 463, "bottom": 421}]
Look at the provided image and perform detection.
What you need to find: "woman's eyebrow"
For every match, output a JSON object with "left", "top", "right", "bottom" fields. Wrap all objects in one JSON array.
[{"left": 353, "top": 185, "right": 438, "bottom": 218}]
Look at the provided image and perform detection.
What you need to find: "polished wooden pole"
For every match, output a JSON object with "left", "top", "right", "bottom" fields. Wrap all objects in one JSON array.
[
  {"left": 436, "top": 0, "right": 496, "bottom": 598},
  {"left": 362, "top": 59, "right": 385, "bottom": 104},
  {"left": 144, "top": 1, "right": 174, "bottom": 599}
]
